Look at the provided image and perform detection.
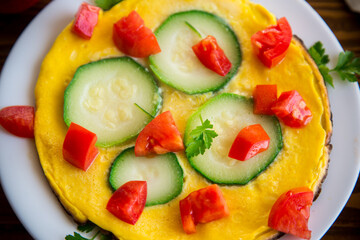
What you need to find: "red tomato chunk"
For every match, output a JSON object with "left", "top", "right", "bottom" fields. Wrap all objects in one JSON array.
[
  {"left": 62, "top": 122, "right": 99, "bottom": 171},
  {"left": 134, "top": 111, "right": 184, "bottom": 156},
  {"left": 271, "top": 90, "right": 312, "bottom": 128},
  {"left": 253, "top": 84, "right": 277, "bottom": 115},
  {"left": 0, "top": 105, "right": 34, "bottom": 138},
  {"left": 72, "top": 2, "right": 101, "bottom": 40},
  {"left": 179, "top": 184, "right": 229, "bottom": 234},
  {"left": 228, "top": 124, "right": 270, "bottom": 161},
  {"left": 192, "top": 35, "right": 232, "bottom": 76},
  {"left": 106, "top": 181, "right": 147, "bottom": 225},
  {"left": 268, "top": 187, "right": 314, "bottom": 239},
  {"left": 113, "top": 11, "right": 161, "bottom": 58},
  {"left": 251, "top": 17, "right": 292, "bottom": 68}
]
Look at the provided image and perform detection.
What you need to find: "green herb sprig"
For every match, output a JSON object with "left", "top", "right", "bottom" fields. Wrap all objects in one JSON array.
[
  {"left": 95, "top": 0, "right": 122, "bottom": 10},
  {"left": 308, "top": 41, "right": 360, "bottom": 87},
  {"left": 65, "top": 222, "right": 112, "bottom": 240},
  {"left": 186, "top": 115, "right": 218, "bottom": 157}
]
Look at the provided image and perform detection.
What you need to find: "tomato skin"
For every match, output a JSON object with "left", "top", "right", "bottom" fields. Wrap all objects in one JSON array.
[
  {"left": 134, "top": 111, "right": 184, "bottom": 156},
  {"left": 228, "top": 124, "right": 270, "bottom": 161},
  {"left": 72, "top": 2, "right": 101, "bottom": 40},
  {"left": 179, "top": 197, "right": 197, "bottom": 234},
  {"left": 179, "top": 184, "right": 229, "bottom": 234},
  {"left": 0, "top": 106, "right": 34, "bottom": 138},
  {"left": 192, "top": 35, "right": 232, "bottom": 76},
  {"left": 253, "top": 85, "right": 277, "bottom": 115},
  {"left": 251, "top": 17, "right": 292, "bottom": 68},
  {"left": 271, "top": 90, "right": 312, "bottom": 128},
  {"left": 106, "top": 181, "right": 147, "bottom": 225},
  {"left": 113, "top": 11, "right": 161, "bottom": 58},
  {"left": 62, "top": 122, "right": 99, "bottom": 171},
  {"left": 268, "top": 187, "right": 314, "bottom": 239}
]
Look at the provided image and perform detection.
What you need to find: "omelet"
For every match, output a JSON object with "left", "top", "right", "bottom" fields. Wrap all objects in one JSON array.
[{"left": 34, "top": 0, "right": 332, "bottom": 239}]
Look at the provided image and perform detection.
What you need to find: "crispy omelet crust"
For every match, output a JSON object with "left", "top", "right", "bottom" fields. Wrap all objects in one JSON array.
[{"left": 34, "top": 0, "right": 333, "bottom": 239}]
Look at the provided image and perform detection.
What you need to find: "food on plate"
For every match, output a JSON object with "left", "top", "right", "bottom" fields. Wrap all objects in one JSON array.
[
  {"left": 228, "top": 123, "right": 270, "bottom": 161},
  {"left": 72, "top": 2, "right": 101, "bottom": 40},
  {"left": 253, "top": 84, "right": 277, "bottom": 115},
  {"left": 0, "top": 105, "right": 34, "bottom": 138},
  {"left": 268, "top": 187, "right": 314, "bottom": 239},
  {"left": 34, "top": 0, "right": 332, "bottom": 239},
  {"left": 134, "top": 110, "right": 184, "bottom": 156},
  {"left": 109, "top": 147, "right": 183, "bottom": 206},
  {"left": 149, "top": 10, "right": 242, "bottom": 94},
  {"left": 179, "top": 184, "right": 229, "bottom": 234},
  {"left": 184, "top": 93, "right": 283, "bottom": 185},
  {"left": 106, "top": 180, "right": 147, "bottom": 225},
  {"left": 63, "top": 57, "right": 162, "bottom": 147},
  {"left": 62, "top": 122, "right": 99, "bottom": 171},
  {"left": 113, "top": 11, "right": 161, "bottom": 58},
  {"left": 251, "top": 17, "right": 292, "bottom": 68}
]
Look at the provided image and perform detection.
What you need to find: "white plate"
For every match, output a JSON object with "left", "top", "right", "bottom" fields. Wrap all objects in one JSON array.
[{"left": 0, "top": 0, "right": 359, "bottom": 239}]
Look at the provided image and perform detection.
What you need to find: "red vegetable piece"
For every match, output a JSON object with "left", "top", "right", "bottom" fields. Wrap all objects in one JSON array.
[
  {"left": 192, "top": 35, "right": 232, "bottom": 76},
  {"left": 228, "top": 124, "right": 270, "bottom": 161},
  {"left": 0, "top": 105, "right": 34, "bottom": 138},
  {"left": 113, "top": 11, "right": 161, "bottom": 58},
  {"left": 251, "top": 17, "right": 292, "bottom": 68},
  {"left": 271, "top": 90, "right": 312, "bottom": 128},
  {"left": 134, "top": 111, "right": 184, "bottom": 156},
  {"left": 106, "top": 181, "right": 147, "bottom": 225},
  {"left": 179, "top": 184, "right": 229, "bottom": 234},
  {"left": 62, "top": 122, "right": 99, "bottom": 171},
  {"left": 268, "top": 187, "right": 314, "bottom": 239},
  {"left": 179, "top": 196, "right": 197, "bottom": 234},
  {"left": 72, "top": 2, "right": 100, "bottom": 40},
  {"left": 253, "top": 84, "right": 277, "bottom": 115}
]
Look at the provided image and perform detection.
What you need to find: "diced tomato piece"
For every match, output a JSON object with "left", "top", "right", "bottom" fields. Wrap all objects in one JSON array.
[
  {"left": 113, "top": 11, "right": 161, "bottom": 58},
  {"left": 0, "top": 105, "right": 34, "bottom": 138},
  {"left": 192, "top": 35, "right": 232, "bottom": 76},
  {"left": 72, "top": 2, "right": 101, "bottom": 40},
  {"left": 268, "top": 187, "right": 314, "bottom": 239},
  {"left": 62, "top": 122, "right": 99, "bottom": 171},
  {"left": 253, "top": 85, "right": 277, "bottom": 115},
  {"left": 251, "top": 17, "right": 292, "bottom": 68},
  {"left": 134, "top": 111, "right": 184, "bottom": 156},
  {"left": 106, "top": 181, "right": 147, "bottom": 225},
  {"left": 179, "top": 184, "right": 229, "bottom": 234},
  {"left": 228, "top": 124, "right": 270, "bottom": 161},
  {"left": 179, "top": 196, "right": 197, "bottom": 234},
  {"left": 271, "top": 90, "right": 312, "bottom": 128}
]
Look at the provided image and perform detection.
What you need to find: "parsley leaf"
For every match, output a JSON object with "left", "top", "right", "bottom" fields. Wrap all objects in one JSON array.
[
  {"left": 77, "top": 222, "right": 96, "bottom": 233},
  {"left": 95, "top": 0, "right": 122, "bottom": 10},
  {"left": 65, "top": 232, "right": 90, "bottom": 240},
  {"left": 331, "top": 51, "right": 360, "bottom": 82},
  {"left": 186, "top": 116, "right": 218, "bottom": 157},
  {"left": 309, "top": 41, "right": 360, "bottom": 87},
  {"left": 65, "top": 222, "right": 112, "bottom": 240}
]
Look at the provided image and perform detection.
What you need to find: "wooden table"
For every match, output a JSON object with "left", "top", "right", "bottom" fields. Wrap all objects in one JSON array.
[{"left": 0, "top": 0, "right": 359, "bottom": 239}]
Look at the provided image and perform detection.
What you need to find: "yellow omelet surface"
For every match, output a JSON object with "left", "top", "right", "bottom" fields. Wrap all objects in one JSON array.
[{"left": 34, "top": 0, "right": 332, "bottom": 239}]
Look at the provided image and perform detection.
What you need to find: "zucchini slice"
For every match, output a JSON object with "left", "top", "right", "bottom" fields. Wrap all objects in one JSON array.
[
  {"left": 64, "top": 57, "right": 162, "bottom": 147},
  {"left": 109, "top": 147, "right": 184, "bottom": 206},
  {"left": 149, "top": 10, "right": 242, "bottom": 94},
  {"left": 184, "top": 93, "right": 283, "bottom": 185}
]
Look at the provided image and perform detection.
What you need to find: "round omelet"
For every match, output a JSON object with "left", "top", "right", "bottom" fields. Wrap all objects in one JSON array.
[{"left": 34, "top": 0, "right": 332, "bottom": 239}]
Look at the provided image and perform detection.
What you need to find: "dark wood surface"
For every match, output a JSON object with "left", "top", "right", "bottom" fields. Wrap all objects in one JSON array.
[{"left": 0, "top": 0, "right": 359, "bottom": 239}]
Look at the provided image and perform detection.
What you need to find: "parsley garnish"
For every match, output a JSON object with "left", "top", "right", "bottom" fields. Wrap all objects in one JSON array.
[
  {"left": 65, "top": 222, "right": 112, "bottom": 240},
  {"left": 309, "top": 41, "right": 360, "bottom": 87},
  {"left": 186, "top": 115, "right": 218, "bottom": 157},
  {"left": 95, "top": 0, "right": 122, "bottom": 11}
]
